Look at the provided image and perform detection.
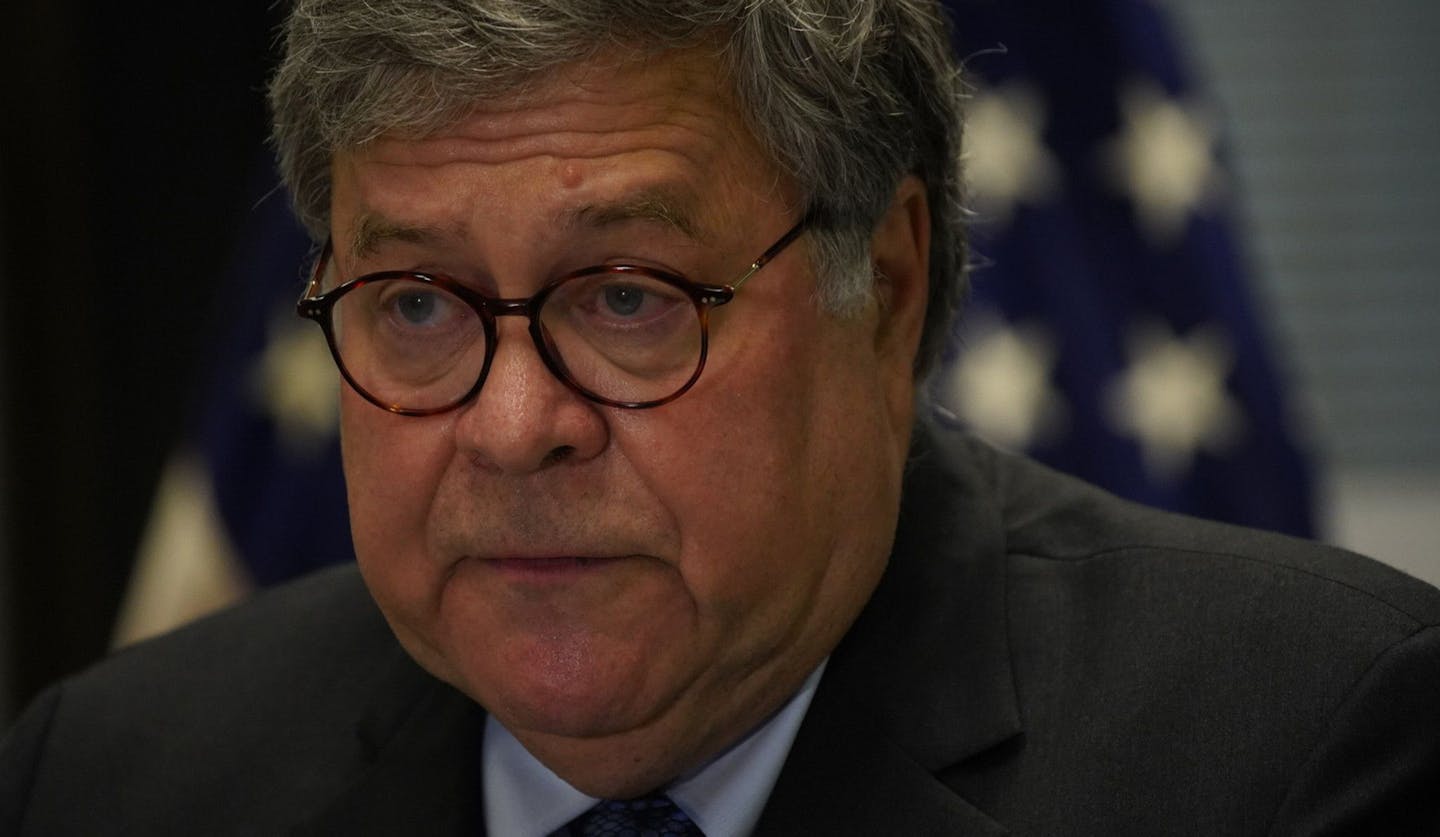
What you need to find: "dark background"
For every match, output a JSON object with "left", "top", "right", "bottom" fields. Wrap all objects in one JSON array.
[{"left": 0, "top": 2, "right": 289, "bottom": 719}]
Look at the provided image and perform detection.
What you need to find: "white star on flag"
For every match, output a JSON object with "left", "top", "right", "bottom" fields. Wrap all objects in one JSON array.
[
  {"left": 1105, "top": 320, "right": 1243, "bottom": 479},
  {"left": 251, "top": 308, "right": 340, "bottom": 456},
  {"left": 964, "top": 83, "right": 1061, "bottom": 224},
  {"left": 937, "top": 313, "right": 1067, "bottom": 450},
  {"left": 1103, "top": 80, "right": 1221, "bottom": 244}
]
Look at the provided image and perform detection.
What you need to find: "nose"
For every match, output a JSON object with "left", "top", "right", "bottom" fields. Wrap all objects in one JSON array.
[{"left": 452, "top": 317, "right": 610, "bottom": 474}]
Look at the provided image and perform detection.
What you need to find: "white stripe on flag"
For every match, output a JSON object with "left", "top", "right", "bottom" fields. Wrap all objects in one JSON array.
[{"left": 113, "top": 452, "right": 253, "bottom": 647}]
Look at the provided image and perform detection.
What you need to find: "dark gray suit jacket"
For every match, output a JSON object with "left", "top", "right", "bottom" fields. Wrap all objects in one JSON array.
[{"left": 4, "top": 429, "right": 1439, "bottom": 834}]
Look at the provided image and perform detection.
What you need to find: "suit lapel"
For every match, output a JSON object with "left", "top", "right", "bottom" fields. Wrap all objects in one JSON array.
[
  {"left": 293, "top": 658, "right": 488, "bottom": 837},
  {"left": 757, "top": 428, "right": 1019, "bottom": 833},
  {"left": 754, "top": 685, "right": 1008, "bottom": 835}
]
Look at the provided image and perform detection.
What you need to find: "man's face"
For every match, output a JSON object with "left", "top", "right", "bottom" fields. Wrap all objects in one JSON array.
[{"left": 330, "top": 48, "right": 927, "bottom": 793}]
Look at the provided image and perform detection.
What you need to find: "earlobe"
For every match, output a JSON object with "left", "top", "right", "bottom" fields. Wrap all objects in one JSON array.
[{"left": 869, "top": 175, "right": 931, "bottom": 372}]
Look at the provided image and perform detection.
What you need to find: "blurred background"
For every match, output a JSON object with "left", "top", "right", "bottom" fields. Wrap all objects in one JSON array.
[
  {"left": 1169, "top": 0, "right": 1440, "bottom": 580},
  {"left": 1, "top": 0, "right": 1437, "bottom": 726}
]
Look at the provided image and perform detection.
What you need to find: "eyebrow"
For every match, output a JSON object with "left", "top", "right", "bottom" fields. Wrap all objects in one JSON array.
[
  {"left": 348, "top": 214, "right": 455, "bottom": 261},
  {"left": 560, "top": 188, "right": 708, "bottom": 244},
  {"left": 347, "top": 187, "right": 708, "bottom": 261}
]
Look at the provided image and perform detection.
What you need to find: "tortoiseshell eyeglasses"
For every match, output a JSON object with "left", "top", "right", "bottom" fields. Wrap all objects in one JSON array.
[{"left": 296, "top": 217, "right": 809, "bottom": 415}]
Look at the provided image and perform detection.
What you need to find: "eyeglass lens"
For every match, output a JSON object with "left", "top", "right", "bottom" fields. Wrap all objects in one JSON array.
[{"left": 328, "top": 270, "right": 707, "bottom": 412}]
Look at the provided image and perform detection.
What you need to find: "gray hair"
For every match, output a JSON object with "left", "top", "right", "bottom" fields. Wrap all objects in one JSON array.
[{"left": 269, "top": 0, "right": 967, "bottom": 371}]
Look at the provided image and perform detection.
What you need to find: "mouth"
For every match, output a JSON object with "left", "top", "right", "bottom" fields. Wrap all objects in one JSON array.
[{"left": 480, "top": 555, "right": 631, "bottom": 579}]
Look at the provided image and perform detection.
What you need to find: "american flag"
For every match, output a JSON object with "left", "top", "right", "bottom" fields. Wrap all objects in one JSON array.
[{"left": 932, "top": 0, "right": 1316, "bottom": 535}]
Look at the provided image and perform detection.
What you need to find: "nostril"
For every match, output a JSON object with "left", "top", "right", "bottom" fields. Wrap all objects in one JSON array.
[{"left": 542, "top": 445, "right": 576, "bottom": 467}]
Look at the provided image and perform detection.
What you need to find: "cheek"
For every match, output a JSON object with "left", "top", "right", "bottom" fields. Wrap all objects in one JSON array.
[
  {"left": 622, "top": 317, "right": 893, "bottom": 646},
  {"left": 340, "top": 395, "right": 456, "bottom": 620}
]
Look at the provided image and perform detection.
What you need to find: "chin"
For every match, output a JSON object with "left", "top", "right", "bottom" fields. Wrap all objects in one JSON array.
[
  {"left": 476, "top": 672, "right": 668, "bottom": 742},
  {"left": 446, "top": 630, "right": 675, "bottom": 739}
]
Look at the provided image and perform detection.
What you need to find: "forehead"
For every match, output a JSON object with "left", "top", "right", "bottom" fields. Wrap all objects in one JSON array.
[{"left": 329, "top": 47, "right": 788, "bottom": 247}]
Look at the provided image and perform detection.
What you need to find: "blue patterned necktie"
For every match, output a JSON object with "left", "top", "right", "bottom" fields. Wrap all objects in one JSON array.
[{"left": 559, "top": 793, "right": 702, "bottom": 837}]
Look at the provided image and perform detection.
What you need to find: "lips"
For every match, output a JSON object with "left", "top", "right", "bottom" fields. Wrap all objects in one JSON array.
[
  {"left": 487, "top": 555, "right": 622, "bottom": 569},
  {"left": 479, "top": 555, "right": 633, "bottom": 580}
]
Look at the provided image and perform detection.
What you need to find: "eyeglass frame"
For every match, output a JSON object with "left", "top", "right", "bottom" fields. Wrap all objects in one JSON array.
[{"left": 296, "top": 215, "right": 812, "bottom": 415}]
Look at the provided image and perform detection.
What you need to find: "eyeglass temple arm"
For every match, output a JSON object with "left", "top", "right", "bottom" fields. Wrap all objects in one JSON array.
[
  {"left": 728, "top": 214, "right": 813, "bottom": 290},
  {"left": 295, "top": 240, "right": 336, "bottom": 315}
]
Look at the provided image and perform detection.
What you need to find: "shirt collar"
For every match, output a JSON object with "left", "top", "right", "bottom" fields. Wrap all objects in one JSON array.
[{"left": 483, "top": 661, "right": 826, "bottom": 837}]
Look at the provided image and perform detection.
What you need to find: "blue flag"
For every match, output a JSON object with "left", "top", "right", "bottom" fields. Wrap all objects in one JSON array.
[
  {"left": 931, "top": 0, "right": 1316, "bottom": 536},
  {"left": 194, "top": 175, "right": 353, "bottom": 586}
]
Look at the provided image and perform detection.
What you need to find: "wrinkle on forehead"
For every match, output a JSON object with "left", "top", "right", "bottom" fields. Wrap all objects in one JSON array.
[
  {"left": 355, "top": 46, "right": 740, "bottom": 165},
  {"left": 333, "top": 46, "right": 794, "bottom": 255},
  {"left": 353, "top": 101, "right": 737, "bottom": 184}
]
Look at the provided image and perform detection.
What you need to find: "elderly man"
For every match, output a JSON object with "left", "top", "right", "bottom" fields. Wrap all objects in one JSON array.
[{"left": 3, "top": 1, "right": 1439, "bottom": 834}]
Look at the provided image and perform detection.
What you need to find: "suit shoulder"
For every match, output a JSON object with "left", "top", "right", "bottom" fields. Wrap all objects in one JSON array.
[
  {"left": 43, "top": 563, "right": 417, "bottom": 736},
  {"left": 950, "top": 439, "right": 1440, "bottom": 630},
  {"left": 3, "top": 564, "right": 439, "bottom": 834},
  {"left": 87, "top": 562, "right": 394, "bottom": 688},
  {"left": 905, "top": 427, "right": 1440, "bottom": 831}
]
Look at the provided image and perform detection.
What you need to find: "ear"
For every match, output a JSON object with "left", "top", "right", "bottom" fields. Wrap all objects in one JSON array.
[{"left": 869, "top": 175, "right": 931, "bottom": 402}]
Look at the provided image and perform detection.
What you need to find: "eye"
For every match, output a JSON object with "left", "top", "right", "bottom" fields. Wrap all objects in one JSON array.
[
  {"left": 580, "top": 275, "right": 690, "bottom": 328},
  {"left": 394, "top": 289, "right": 440, "bottom": 325},
  {"left": 375, "top": 281, "right": 465, "bottom": 331},
  {"left": 542, "top": 271, "right": 695, "bottom": 352},
  {"left": 602, "top": 284, "right": 647, "bottom": 317}
]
